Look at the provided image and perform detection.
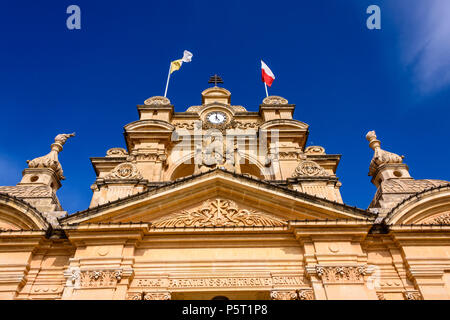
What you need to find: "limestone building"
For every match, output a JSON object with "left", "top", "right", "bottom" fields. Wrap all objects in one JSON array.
[{"left": 1, "top": 84, "right": 450, "bottom": 300}]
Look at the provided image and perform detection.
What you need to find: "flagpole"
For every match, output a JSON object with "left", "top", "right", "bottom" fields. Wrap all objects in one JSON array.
[
  {"left": 164, "top": 63, "right": 171, "bottom": 98},
  {"left": 264, "top": 83, "right": 269, "bottom": 97}
]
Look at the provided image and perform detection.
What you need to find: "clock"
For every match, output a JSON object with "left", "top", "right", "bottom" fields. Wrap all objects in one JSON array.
[{"left": 206, "top": 111, "right": 227, "bottom": 125}]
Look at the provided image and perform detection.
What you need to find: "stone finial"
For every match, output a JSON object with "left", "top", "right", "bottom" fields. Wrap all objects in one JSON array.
[
  {"left": 366, "top": 131, "right": 404, "bottom": 177},
  {"left": 27, "top": 133, "right": 75, "bottom": 180}
]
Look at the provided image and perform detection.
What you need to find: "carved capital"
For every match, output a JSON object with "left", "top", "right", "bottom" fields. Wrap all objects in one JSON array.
[
  {"left": 297, "top": 289, "right": 315, "bottom": 300},
  {"left": 270, "top": 290, "right": 298, "bottom": 300},
  {"left": 314, "top": 265, "right": 368, "bottom": 284}
]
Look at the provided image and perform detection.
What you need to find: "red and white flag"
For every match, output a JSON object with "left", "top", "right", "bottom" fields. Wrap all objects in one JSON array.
[{"left": 261, "top": 60, "right": 275, "bottom": 87}]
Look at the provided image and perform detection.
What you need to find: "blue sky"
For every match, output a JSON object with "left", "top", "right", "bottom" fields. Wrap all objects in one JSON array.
[{"left": 1, "top": 1, "right": 450, "bottom": 213}]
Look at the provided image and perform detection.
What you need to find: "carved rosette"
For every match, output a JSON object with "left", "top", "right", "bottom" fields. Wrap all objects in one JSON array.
[
  {"left": 421, "top": 213, "right": 450, "bottom": 225},
  {"left": 153, "top": 198, "right": 286, "bottom": 228},
  {"left": 314, "top": 265, "right": 367, "bottom": 284},
  {"left": 292, "top": 160, "right": 328, "bottom": 177},
  {"left": 262, "top": 96, "right": 288, "bottom": 105},
  {"left": 144, "top": 96, "right": 171, "bottom": 106},
  {"left": 104, "top": 162, "right": 143, "bottom": 180},
  {"left": 106, "top": 148, "right": 128, "bottom": 157},
  {"left": 270, "top": 290, "right": 298, "bottom": 300},
  {"left": 403, "top": 291, "right": 423, "bottom": 300}
]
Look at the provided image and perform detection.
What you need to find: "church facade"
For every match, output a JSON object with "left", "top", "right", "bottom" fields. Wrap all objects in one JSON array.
[{"left": 1, "top": 85, "right": 450, "bottom": 300}]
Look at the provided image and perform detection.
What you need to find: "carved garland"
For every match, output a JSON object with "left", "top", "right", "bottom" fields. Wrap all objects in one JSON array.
[{"left": 153, "top": 199, "right": 286, "bottom": 228}]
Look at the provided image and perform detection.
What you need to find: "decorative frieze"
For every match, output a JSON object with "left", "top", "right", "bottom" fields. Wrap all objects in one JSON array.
[
  {"left": 152, "top": 198, "right": 286, "bottom": 228},
  {"left": 135, "top": 275, "right": 304, "bottom": 290}
]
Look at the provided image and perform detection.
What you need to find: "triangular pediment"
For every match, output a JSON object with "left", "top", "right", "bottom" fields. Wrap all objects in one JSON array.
[{"left": 62, "top": 169, "right": 374, "bottom": 226}]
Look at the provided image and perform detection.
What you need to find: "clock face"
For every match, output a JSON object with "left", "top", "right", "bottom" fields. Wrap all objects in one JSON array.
[{"left": 207, "top": 112, "right": 227, "bottom": 124}]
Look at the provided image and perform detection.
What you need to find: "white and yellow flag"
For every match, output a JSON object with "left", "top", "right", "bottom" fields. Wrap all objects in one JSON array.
[
  {"left": 169, "top": 50, "right": 193, "bottom": 74},
  {"left": 165, "top": 50, "right": 193, "bottom": 97}
]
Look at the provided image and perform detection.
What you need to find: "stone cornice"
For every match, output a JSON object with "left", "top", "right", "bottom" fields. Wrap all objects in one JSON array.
[{"left": 61, "top": 168, "right": 374, "bottom": 224}]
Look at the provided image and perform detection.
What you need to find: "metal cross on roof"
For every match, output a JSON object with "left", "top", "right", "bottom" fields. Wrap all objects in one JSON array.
[{"left": 208, "top": 74, "right": 224, "bottom": 87}]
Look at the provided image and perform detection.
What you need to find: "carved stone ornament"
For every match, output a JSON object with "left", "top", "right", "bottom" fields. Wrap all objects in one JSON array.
[
  {"left": 403, "top": 291, "right": 423, "bottom": 300},
  {"left": 297, "top": 289, "right": 315, "bottom": 300},
  {"left": 144, "top": 96, "right": 171, "bottom": 106},
  {"left": 292, "top": 160, "right": 328, "bottom": 177},
  {"left": 104, "top": 162, "right": 143, "bottom": 180},
  {"left": 304, "top": 146, "right": 326, "bottom": 155},
  {"left": 153, "top": 198, "right": 286, "bottom": 228},
  {"left": 127, "top": 292, "right": 171, "bottom": 300},
  {"left": 376, "top": 292, "right": 386, "bottom": 300},
  {"left": 421, "top": 213, "right": 450, "bottom": 225},
  {"left": 366, "top": 131, "right": 404, "bottom": 176},
  {"left": 27, "top": 132, "right": 75, "bottom": 180},
  {"left": 106, "top": 148, "right": 128, "bottom": 157},
  {"left": 315, "top": 265, "right": 367, "bottom": 283},
  {"left": 79, "top": 270, "right": 123, "bottom": 288},
  {"left": 262, "top": 96, "right": 288, "bottom": 105},
  {"left": 270, "top": 290, "right": 298, "bottom": 300}
]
